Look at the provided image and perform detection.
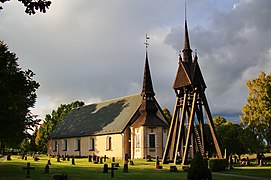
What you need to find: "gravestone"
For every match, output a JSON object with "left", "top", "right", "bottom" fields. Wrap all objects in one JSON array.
[
  {"left": 103, "top": 155, "right": 107, "bottom": 162},
  {"left": 62, "top": 155, "right": 66, "bottom": 161},
  {"left": 97, "top": 156, "right": 100, "bottom": 163},
  {"left": 34, "top": 156, "right": 40, "bottom": 161},
  {"left": 155, "top": 156, "right": 162, "bottom": 169},
  {"left": 44, "top": 164, "right": 49, "bottom": 174},
  {"left": 47, "top": 160, "right": 51, "bottom": 165},
  {"left": 124, "top": 153, "right": 129, "bottom": 164},
  {"left": 57, "top": 155, "right": 61, "bottom": 162},
  {"left": 88, "top": 155, "right": 92, "bottom": 162},
  {"left": 170, "top": 166, "right": 178, "bottom": 172},
  {"left": 123, "top": 162, "right": 128, "bottom": 173},
  {"left": 7, "top": 154, "right": 11, "bottom": 161},
  {"left": 112, "top": 157, "right": 115, "bottom": 162},
  {"left": 103, "top": 164, "right": 108, "bottom": 173},
  {"left": 123, "top": 153, "right": 129, "bottom": 172},
  {"left": 100, "top": 157, "right": 103, "bottom": 164},
  {"left": 108, "top": 163, "right": 118, "bottom": 178},
  {"left": 71, "top": 157, "right": 75, "bottom": 165},
  {"left": 93, "top": 154, "right": 97, "bottom": 162},
  {"left": 67, "top": 155, "right": 70, "bottom": 161},
  {"left": 129, "top": 160, "right": 134, "bottom": 165},
  {"left": 146, "top": 155, "right": 152, "bottom": 162},
  {"left": 22, "top": 162, "right": 35, "bottom": 178},
  {"left": 24, "top": 156, "right": 27, "bottom": 160}
]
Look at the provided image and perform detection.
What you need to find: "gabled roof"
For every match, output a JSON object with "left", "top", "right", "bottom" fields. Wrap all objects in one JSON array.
[
  {"left": 173, "top": 61, "right": 192, "bottom": 89},
  {"left": 49, "top": 94, "right": 142, "bottom": 139}
]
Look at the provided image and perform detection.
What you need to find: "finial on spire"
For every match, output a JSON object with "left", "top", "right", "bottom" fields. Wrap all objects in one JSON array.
[
  {"left": 193, "top": 49, "right": 198, "bottom": 62},
  {"left": 182, "top": 2, "right": 192, "bottom": 63},
  {"left": 144, "top": 34, "right": 150, "bottom": 51},
  {"left": 185, "top": 0, "right": 187, "bottom": 21}
]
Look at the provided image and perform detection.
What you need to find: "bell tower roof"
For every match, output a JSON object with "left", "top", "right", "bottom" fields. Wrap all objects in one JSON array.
[
  {"left": 182, "top": 19, "right": 193, "bottom": 63},
  {"left": 172, "top": 7, "right": 206, "bottom": 90}
]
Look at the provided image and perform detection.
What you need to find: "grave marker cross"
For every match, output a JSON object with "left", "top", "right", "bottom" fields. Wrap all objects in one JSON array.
[
  {"left": 108, "top": 163, "right": 118, "bottom": 178},
  {"left": 22, "top": 162, "right": 35, "bottom": 178}
]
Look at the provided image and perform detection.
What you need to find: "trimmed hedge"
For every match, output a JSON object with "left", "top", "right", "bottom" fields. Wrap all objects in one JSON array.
[
  {"left": 187, "top": 152, "right": 212, "bottom": 180},
  {"left": 208, "top": 158, "right": 228, "bottom": 172}
]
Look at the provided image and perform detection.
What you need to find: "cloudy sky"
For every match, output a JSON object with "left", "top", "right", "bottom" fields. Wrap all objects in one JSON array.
[{"left": 1, "top": 0, "right": 271, "bottom": 123}]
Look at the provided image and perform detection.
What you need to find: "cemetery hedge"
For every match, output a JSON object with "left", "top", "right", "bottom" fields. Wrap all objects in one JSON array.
[{"left": 208, "top": 158, "right": 228, "bottom": 172}]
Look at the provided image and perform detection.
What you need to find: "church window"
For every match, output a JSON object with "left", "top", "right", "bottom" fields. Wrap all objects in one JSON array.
[
  {"left": 135, "top": 134, "right": 140, "bottom": 148},
  {"left": 75, "top": 138, "right": 80, "bottom": 151},
  {"left": 89, "top": 137, "right": 95, "bottom": 151},
  {"left": 106, "top": 136, "right": 112, "bottom": 150},
  {"left": 53, "top": 140, "right": 57, "bottom": 151},
  {"left": 62, "top": 139, "right": 67, "bottom": 151},
  {"left": 149, "top": 134, "right": 155, "bottom": 148}
]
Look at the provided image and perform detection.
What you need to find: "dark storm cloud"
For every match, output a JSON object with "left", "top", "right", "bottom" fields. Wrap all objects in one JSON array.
[
  {"left": 164, "top": 0, "right": 271, "bottom": 117},
  {"left": 1, "top": 0, "right": 270, "bottom": 122}
]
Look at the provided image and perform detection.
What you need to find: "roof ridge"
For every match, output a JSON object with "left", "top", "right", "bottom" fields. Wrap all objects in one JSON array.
[
  {"left": 99, "top": 93, "right": 140, "bottom": 104},
  {"left": 80, "top": 93, "right": 140, "bottom": 107}
]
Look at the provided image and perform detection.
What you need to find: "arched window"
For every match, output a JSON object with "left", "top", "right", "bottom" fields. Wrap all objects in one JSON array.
[
  {"left": 106, "top": 136, "right": 112, "bottom": 150},
  {"left": 75, "top": 138, "right": 80, "bottom": 151},
  {"left": 62, "top": 139, "right": 67, "bottom": 151},
  {"left": 149, "top": 134, "right": 155, "bottom": 148},
  {"left": 53, "top": 140, "right": 57, "bottom": 151},
  {"left": 89, "top": 137, "right": 95, "bottom": 151}
]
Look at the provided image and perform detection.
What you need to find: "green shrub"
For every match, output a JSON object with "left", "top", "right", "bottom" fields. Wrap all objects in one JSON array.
[
  {"left": 208, "top": 158, "right": 228, "bottom": 172},
  {"left": 187, "top": 152, "right": 212, "bottom": 180}
]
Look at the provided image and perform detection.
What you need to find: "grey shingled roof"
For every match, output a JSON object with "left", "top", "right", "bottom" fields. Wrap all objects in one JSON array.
[{"left": 49, "top": 94, "right": 142, "bottom": 139}]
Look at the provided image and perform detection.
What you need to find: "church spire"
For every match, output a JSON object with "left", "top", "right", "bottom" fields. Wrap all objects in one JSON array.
[
  {"left": 141, "top": 34, "right": 155, "bottom": 97},
  {"left": 182, "top": 4, "right": 193, "bottom": 63}
]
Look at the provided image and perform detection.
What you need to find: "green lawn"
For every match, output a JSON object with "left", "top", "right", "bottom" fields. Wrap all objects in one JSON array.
[{"left": 0, "top": 155, "right": 270, "bottom": 180}]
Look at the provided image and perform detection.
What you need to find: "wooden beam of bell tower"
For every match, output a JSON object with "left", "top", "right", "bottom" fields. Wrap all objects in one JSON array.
[{"left": 162, "top": 5, "right": 222, "bottom": 164}]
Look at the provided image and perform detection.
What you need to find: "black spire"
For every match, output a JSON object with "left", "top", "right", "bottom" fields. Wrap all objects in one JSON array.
[
  {"left": 141, "top": 51, "right": 155, "bottom": 98},
  {"left": 182, "top": 6, "right": 193, "bottom": 63}
]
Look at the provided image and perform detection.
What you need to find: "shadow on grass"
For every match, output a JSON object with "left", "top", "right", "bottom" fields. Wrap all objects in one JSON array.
[{"left": 1, "top": 156, "right": 270, "bottom": 180}]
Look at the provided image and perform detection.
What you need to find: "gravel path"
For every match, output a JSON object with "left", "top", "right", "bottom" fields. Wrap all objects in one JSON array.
[{"left": 213, "top": 172, "right": 271, "bottom": 180}]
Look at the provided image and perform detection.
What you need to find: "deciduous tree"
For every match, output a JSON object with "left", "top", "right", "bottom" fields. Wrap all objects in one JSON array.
[
  {"left": 0, "top": 0, "right": 51, "bottom": 15},
  {"left": 0, "top": 41, "right": 40, "bottom": 152},
  {"left": 162, "top": 108, "right": 172, "bottom": 123},
  {"left": 240, "top": 71, "right": 271, "bottom": 147},
  {"left": 213, "top": 116, "right": 226, "bottom": 127}
]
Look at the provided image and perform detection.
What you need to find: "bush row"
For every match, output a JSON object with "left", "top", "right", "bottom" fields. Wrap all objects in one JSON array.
[{"left": 208, "top": 158, "right": 228, "bottom": 172}]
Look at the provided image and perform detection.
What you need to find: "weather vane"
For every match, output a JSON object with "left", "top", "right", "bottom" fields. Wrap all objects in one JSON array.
[{"left": 144, "top": 34, "right": 150, "bottom": 50}]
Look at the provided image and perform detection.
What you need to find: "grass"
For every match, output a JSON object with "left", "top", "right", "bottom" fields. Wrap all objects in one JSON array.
[
  {"left": 0, "top": 155, "right": 271, "bottom": 180},
  {"left": 223, "top": 167, "right": 271, "bottom": 178}
]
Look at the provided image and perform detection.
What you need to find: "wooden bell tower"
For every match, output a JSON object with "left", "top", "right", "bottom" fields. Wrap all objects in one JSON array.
[{"left": 162, "top": 18, "right": 222, "bottom": 165}]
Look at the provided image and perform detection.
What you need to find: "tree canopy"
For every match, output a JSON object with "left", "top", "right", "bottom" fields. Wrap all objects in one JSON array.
[
  {"left": 0, "top": 0, "right": 51, "bottom": 15},
  {"left": 240, "top": 71, "right": 271, "bottom": 147},
  {"left": 213, "top": 116, "right": 262, "bottom": 157},
  {"left": 162, "top": 108, "right": 172, "bottom": 123},
  {"left": 0, "top": 41, "right": 40, "bottom": 150},
  {"left": 213, "top": 116, "right": 227, "bottom": 127}
]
